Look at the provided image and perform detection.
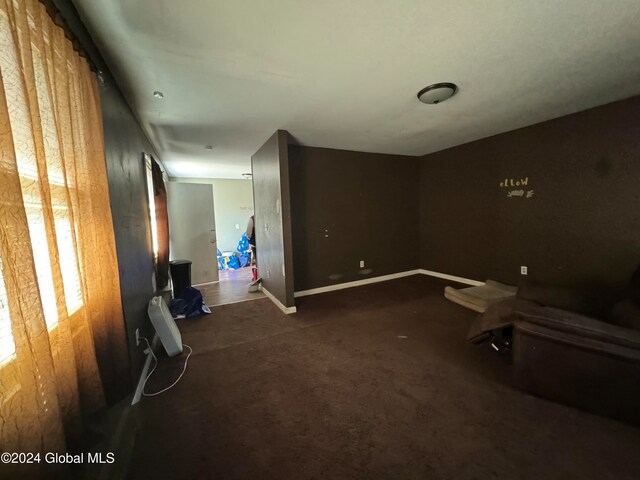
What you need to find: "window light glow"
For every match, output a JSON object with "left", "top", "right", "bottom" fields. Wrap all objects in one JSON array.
[
  {"left": 145, "top": 155, "right": 159, "bottom": 258},
  {"left": 24, "top": 201, "right": 59, "bottom": 330},
  {"left": 0, "top": 261, "right": 16, "bottom": 366},
  {"left": 54, "top": 212, "right": 83, "bottom": 315}
]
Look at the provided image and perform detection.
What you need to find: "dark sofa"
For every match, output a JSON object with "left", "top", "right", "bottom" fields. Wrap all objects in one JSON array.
[{"left": 468, "top": 269, "right": 640, "bottom": 425}]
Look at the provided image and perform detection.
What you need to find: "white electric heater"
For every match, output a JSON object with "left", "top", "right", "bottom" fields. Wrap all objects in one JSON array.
[{"left": 147, "top": 296, "right": 183, "bottom": 357}]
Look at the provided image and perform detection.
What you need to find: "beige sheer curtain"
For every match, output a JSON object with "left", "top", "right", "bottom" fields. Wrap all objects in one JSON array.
[{"left": 0, "top": 0, "right": 128, "bottom": 455}]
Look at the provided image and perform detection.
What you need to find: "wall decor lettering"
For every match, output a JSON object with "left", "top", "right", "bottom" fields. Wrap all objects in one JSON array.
[{"left": 500, "top": 177, "right": 534, "bottom": 198}]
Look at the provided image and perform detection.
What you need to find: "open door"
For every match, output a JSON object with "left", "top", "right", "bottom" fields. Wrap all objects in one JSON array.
[{"left": 166, "top": 182, "right": 219, "bottom": 285}]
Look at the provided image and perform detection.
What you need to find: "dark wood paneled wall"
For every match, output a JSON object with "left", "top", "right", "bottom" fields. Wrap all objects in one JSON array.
[
  {"left": 289, "top": 146, "right": 420, "bottom": 292},
  {"left": 101, "top": 78, "right": 159, "bottom": 393},
  {"left": 420, "top": 95, "right": 640, "bottom": 290}
]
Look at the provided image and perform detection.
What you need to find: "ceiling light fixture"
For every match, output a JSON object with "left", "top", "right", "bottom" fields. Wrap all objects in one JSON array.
[
  {"left": 417, "top": 82, "right": 457, "bottom": 104},
  {"left": 153, "top": 91, "right": 164, "bottom": 99}
]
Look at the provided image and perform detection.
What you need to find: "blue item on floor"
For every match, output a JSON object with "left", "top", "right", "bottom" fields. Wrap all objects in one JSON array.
[
  {"left": 238, "top": 253, "right": 250, "bottom": 268},
  {"left": 217, "top": 249, "right": 241, "bottom": 270},
  {"left": 169, "top": 286, "right": 211, "bottom": 318}
]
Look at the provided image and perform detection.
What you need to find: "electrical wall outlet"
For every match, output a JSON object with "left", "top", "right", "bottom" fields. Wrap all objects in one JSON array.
[
  {"left": 135, "top": 328, "right": 140, "bottom": 346},
  {"left": 235, "top": 223, "right": 240, "bottom": 229},
  {"left": 360, "top": 260, "right": 365, "bottom": 268},
  {"left": 520, "top": 266, "right": 528, "bottom": 275}
]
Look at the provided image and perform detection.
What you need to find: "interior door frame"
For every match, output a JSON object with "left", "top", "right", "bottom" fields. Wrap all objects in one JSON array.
[{"left": 166, "top": 181, "right": 219, "bottom": 286}]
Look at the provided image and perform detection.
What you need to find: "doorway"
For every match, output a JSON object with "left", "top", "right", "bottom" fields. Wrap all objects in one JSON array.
[
  {"left": 167, "top": 176, "right": 264, "bottom": 307},
  {"left": 209, "top": 176, "right": 263, "bottom": 305},
  {"left": 166, "top": 181, "right": 219, "bottom": 286}
]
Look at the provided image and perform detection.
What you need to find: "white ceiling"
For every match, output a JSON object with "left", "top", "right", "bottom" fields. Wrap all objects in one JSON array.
[{"left": 73, "top": 0, "right": 640, "bottom": 179}]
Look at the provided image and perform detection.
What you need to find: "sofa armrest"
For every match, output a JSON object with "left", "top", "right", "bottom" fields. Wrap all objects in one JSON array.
[
  {"left": 516, "top": 306, "right": 640, "bottom": 350},
  {"left": 467, "top": 298, "right": 543, "bottom": 343}
]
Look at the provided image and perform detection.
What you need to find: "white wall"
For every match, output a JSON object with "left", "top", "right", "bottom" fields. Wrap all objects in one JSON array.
[{"left": 169, "top": 178, "right": 254, "bottom": 252}]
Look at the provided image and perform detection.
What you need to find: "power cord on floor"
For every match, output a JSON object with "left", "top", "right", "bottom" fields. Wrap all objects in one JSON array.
[{"left": 140, "top": 336, "right": 193, "bottom": 397}]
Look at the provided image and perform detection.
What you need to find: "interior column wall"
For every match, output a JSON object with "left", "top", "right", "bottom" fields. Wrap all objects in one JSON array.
[{"left": 251, "top": 130, "right": 295, "bottom": 308}]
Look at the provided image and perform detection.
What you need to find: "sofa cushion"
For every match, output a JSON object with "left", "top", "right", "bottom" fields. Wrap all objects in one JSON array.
[{"left": 516, "top": 279, "right": 609, "bottom": 318}]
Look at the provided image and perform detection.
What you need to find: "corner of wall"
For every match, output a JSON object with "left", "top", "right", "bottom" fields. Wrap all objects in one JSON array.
[{"left": 251, "top": 130, "right": 296, "bottom": 310}]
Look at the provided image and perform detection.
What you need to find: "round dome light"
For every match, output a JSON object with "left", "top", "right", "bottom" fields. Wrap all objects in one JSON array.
[{"left": 417, "top": 82, "right": 457, "bottom": 104}]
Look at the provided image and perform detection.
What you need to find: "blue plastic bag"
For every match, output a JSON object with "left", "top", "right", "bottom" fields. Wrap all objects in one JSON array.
[
  {"left": 236, "top": 233, "right": 251, "bottom": 267},
  {"left": 238, "top": 253, "right": 250, "bottom": 268},
  {"left": 237, "top": 233, "right": 250, "bottom": 254},
  {"left": 217, "top": 249, "right": 241, "bottom": 270},
  {"left": 226, "top": 254, "right": 240, "bottom": 269}
]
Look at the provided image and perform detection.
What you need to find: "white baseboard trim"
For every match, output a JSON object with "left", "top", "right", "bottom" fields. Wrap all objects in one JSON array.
[
  {"left": 261, "top": 286, "right": 297, "bottom": 314},
  {"left": 193, "top": 280, "right": 220, "bottom": 286},
  {"left": 294, "top": 269, "right": 422, "bottom": 298},
  {"left": 293, "top": 268, "right": 484, "bottom": 298},
  {"left": 131, "top": 333, "right": 159, "bottom": 405},
  {"left": 419, "top": 269, "right": 484, "bottom": 286}
]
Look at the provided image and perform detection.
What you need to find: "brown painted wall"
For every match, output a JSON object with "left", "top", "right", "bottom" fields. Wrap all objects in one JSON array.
[
  {"left": 251, "top": 131, "right": 295, "bottom": 307},
  {"left": 289, "top": 146, "right": 420, "bottom": 292},
  {"left": 420, "top": 95, "right": 640, "bottom": 290},
  {"left": 101, "top": 78, "right": 159, "bottom": 396}
]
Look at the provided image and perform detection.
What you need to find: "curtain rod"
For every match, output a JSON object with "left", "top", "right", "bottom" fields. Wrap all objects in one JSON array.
[{"left": 38, "top": 0, "right": 104, "bottom": 74}]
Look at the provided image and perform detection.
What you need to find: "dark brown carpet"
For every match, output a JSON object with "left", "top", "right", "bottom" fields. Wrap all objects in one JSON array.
[{"left": 129, "top": 275, "right": 640, "bottom": 480}]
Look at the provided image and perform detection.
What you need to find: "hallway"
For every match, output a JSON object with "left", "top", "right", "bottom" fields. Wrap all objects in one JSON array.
[{"left": 196, "top": 267, "right": 265, "bottom": 307}]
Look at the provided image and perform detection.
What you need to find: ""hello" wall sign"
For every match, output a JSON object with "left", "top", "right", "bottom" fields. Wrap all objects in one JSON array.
[{"left": 500, "top": 177, "right": 534, "bottom": 198}]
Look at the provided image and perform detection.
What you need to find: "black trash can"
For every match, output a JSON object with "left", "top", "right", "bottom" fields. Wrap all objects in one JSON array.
[{"left": 170, "top": 260, "right": 192, "bottom": 298}]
